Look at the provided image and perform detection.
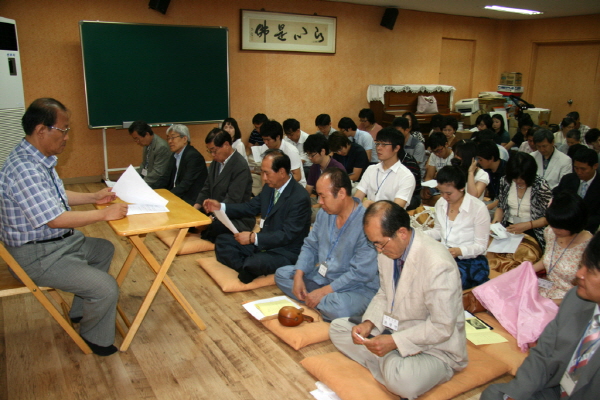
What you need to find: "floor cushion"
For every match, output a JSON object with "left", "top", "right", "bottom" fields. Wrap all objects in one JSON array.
[
  {"left": 261, "top": 307, "right": 330, "bottom": 350},
  {"left": 197, "top": 257, "right": 275, "bottom": 292},
  {"left": 156, "top": 229, "right": 214, "bottom": 255}
]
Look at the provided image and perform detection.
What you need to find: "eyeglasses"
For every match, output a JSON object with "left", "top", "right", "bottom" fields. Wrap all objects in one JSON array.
[
  {"left": 306, "top": 152, "right": 318, "bottom": 159},
  {"left": 207, "top": 146, "right": 221, "bottom": 155},
  {"left": 48, "top": 126, "right": 70, "bottom": 136},
  {"left": 367, "top": 237, "right": 392, "bottom": 251},
  {"left": 167, "top": 134, "right": 183, "bottom": 141},
  {"left": 374, "top": 142, "right": 392, "bottom": 148}
]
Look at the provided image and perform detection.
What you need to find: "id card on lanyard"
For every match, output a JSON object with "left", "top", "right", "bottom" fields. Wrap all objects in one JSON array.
[{"left": 383, "top": 230, "right": 415, "bottom": 332}]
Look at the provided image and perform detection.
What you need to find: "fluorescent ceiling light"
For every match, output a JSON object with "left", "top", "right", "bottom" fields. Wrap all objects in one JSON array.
[{"left": 484, "top": 5, "right": 543, "bottom": 15}]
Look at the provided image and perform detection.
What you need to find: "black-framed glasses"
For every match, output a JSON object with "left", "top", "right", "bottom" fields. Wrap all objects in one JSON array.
[
  {"left": 306, "top": 152, "right": 318, "bottom": 159},
  {"left": 367, "top": 237, "right": 392, "bottom": 251},
  {"left": 374, "top": 142, "right": 392, "bottom": 147},
  {"left": 48, "top": 126, "right": 70, "bottom": 136}
]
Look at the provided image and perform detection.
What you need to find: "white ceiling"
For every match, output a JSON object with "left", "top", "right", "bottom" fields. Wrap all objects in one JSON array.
[{"left": 325, "top": 0, "right": 600, "bottom": 20}]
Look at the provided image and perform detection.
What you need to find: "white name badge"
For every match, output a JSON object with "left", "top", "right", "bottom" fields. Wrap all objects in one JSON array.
[
  {"left": 382, "top": 312, "right": 399, "bottom": 331},
  {"left": 512, "top": 216, "right": 523, "bottom": 224},
  {"left": 538, "top": 278, "right": 553, "bottom": 290},
  {"left": 560, "top": 371, "right": 576, "bottom": 396},
  {"left": 318, "top": 262, "right": 328, "bottom": 277},
  {"left": 141, "top": 168, "right": 148, "bottom": 177},
  {"left": 259, "top": 218, "right": 265, "bottom": 228}
]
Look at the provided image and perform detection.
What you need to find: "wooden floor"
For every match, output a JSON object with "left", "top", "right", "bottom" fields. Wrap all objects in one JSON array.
[{"left": 0, "top": 182, "right": 510, "bottom": 400}]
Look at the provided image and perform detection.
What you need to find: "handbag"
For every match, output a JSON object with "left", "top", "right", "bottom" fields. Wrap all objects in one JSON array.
[{"left": 416, "top": 95, "right": 438, "bottom": 113}]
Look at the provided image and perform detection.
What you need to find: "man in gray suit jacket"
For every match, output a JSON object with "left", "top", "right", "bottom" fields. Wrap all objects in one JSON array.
[
  {"left": 128, "top": 120, "right": 171, "bottom": 189},
  {"left": 194, "top": 128, "right": 254, "bottom": 242},
  {"left": 482, "top": 232, "right": 600, "bottom": 400},
  {"left": 204, "top": 149, "right": 311, "bottom": 283},
  {"left": 330, "top": 201, "right": 467, "bottom": 399}
]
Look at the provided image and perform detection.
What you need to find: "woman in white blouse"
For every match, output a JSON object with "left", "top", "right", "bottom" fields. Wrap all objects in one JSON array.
[
  {"left": 425, "top": 166, "right": 491, "bottom": 289},
  {"left": 221, "top": 118, "right": 248, "bottom": 163}
]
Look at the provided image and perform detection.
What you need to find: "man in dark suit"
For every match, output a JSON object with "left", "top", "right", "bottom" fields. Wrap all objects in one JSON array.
[
  {"left": 194, "top": 128, "right": 254, "bottom": 242},
  {"left": 554, "top": 148, "right": 600, "bottom": 233},
  {"left": 204, "top": 149, "right": 311, "bottom": 283},
  {"left": 161, "top": 124, "right": 207, "bottom": 205},
  {"left": 482, "top": 232, "right": 600, "bottom": 400}
]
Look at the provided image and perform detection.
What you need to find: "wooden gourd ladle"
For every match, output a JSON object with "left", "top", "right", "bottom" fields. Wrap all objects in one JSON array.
[{"left": 278, "top": 306, "right": 314, "bottom": 327}]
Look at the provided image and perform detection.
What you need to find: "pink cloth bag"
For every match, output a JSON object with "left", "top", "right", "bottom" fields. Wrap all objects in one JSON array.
[{"left": 472, "top": 261, "right": 559, "bottom": 351}]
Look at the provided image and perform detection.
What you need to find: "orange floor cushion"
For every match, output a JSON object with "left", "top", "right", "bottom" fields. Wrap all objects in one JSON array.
[
  {"left": 197, "top": 257, "right": 275, "bottom": 292},
  {"left": 261, "top": 307, "right": 330, "bottom": 350},
  {"left": 474, "top": 312, "right": 529, "bottom": 375},
  {"left": 155, "top": 229, "right": 214, "bottom": 255},
  {"left": 301, "top": 345, "right": 510, "bottom": 400}
]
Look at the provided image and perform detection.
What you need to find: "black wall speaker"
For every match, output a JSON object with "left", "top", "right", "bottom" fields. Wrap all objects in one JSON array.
[
  {"left": 149, "top": 0, "right": 171, "bottom": 14},
  {"left": 380, "top": 8, "right": 399, "bottom": 30}
]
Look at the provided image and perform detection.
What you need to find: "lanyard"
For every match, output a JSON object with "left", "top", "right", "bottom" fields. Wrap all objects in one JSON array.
[
  {"left": 265, "top": 190, "right": 277, "bottom": 218},
  {"left": 515, "top": 185, "right": 529, "bottom": 217},
  {"left": 325, "top": 202, "right": 358, "bottom": 261},
  {"left": 547, "top": 233, "right": 578, "bottom": 276},
  {"left": 47, "top": 167, "right": 68, "bottom": 211},
  {"left": 445, "top": 213, "right": 454, "bottom": 248},
  {"left": 375, "top": 169, "right": 393, "bottom": 196}
]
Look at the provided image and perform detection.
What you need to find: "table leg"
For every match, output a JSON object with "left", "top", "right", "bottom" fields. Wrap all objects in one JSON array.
[{"left": 118, "top": 229, "right": 206, "bottom": 351}]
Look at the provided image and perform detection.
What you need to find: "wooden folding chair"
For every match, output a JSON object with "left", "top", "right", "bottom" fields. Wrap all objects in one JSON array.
[{"left": 0, "top": 243, "right": 92, "bottom": 354}]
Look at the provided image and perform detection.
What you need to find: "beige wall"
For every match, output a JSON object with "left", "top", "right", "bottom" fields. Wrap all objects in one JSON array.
[{"left": 1, "top": 1, "right": 599, "bottom": 179}]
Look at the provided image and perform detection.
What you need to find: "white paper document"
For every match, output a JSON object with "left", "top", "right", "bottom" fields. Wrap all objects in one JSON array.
[
  {"left": 251, "top": 146, "right": 264, "bottom": 163},
  {"left": 487, "top": 233, "right": 525, "bottom": 253},
  {"left": 422, "top": 179, "right": 438, "bottom": 188},
  {"left": 104, "top": 179, "right": 116, "bottom": 188},
  {"left": 112, "top": 165, "right": 169, "bottom": 215},
  {"left": 213, "top": 209, "right": 239, "bottom": 234}
]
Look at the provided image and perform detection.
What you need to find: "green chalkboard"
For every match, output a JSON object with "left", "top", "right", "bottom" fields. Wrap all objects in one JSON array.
[{"left": 79, "top": 21, "right": 229, "bottom": 128}]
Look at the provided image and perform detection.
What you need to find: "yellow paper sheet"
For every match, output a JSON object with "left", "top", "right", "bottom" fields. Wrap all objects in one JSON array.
[
  {"left": 255, "top": 299, "right": 298, "bottom": 316},
  {"left": 467, "top": 331, "right": 508, "bottom": 345}
]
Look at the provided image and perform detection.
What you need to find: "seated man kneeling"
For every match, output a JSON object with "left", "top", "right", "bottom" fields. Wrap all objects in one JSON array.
[
  {"left": 330, "top": 201, "right": 467, "bottom": 399},
  {"left": 204, "top": 149, "right": 311, "bottom": 283},
  {"left": 275, "top": 168, "right": 379, "bottom": 321}
]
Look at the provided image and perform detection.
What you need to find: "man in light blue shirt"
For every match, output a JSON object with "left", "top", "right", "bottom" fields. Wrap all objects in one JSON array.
[{"left": 275, "top": 167, "right": 379, "bottom": 321}]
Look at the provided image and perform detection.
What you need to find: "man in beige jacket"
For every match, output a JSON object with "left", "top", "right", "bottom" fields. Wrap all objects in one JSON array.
[{"left": 330, "top": 200, "right": 468, "bottom": 399}]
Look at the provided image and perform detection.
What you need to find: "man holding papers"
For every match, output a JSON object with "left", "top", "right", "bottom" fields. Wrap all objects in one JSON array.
[
  {"left": 194, "top": 128, "right": 254, "bottom": 242},
  {"left": 329, "top": 201, "right": 467, "bottom": 399},
  {"left": 275, "top": 168, "right": 379, "bottom": 321},
  {"left": 0, "top": 98, "right": 128, "bottom": 356},
  {"left": 204, "top": 149, "right": 311, "bottom": 283}
]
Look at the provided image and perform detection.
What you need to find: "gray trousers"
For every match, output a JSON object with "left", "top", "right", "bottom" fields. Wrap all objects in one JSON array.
[
  {"left": 275, "top": 265, "right": 374, "bottom": 322},
  {"left": 329, "top": 318, "right": 453, "bottom": 400},
  {"left": 7, "top": 230, "right": 118, "bottom": 346}
]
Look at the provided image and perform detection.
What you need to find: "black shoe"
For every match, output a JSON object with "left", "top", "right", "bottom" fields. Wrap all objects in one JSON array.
[
  {"left": 70, "top": 316, "right": 82, "bottom": 324},
  {"left": 83, "top": 339, "right": 118, "bottom": 356},
  {"left": 238, "top": 269, "right": 256, "bottom": 284}
]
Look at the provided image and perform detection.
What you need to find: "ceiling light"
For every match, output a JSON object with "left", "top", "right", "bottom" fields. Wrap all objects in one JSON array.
[{"left": 484, "top": 5, "right": 543, "bottom": 15}]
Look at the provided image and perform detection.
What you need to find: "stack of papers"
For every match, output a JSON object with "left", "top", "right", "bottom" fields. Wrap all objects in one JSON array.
[
  {"left": 243, "top": 296, "right": 300, "bottom": 320},
  {"left": 111, "top": 165, "right": 169, "bottom": 215},
  {"left": 464, "top": 311, "right": 507, "bottom": 345}
]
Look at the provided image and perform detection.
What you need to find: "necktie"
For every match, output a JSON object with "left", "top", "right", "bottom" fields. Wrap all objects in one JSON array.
[
  {"left": 569, "top": 314, "right": 600, "bottom": 382},
  {"left": 218, "top": 162, "right": 224, "bottom": 175},
  {"left": 393, "top": 258, "right": 404, "bottom": 290},
  {"left": 579, "top": 181, "right": 589, "bottom": 198},
  {"left": 274, "top": 190, "right": 280, "bottom": 204}
]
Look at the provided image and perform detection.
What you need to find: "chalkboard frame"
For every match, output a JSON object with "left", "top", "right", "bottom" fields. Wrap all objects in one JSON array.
[{"left": 79, "top": 21, "right": 229, "bottom": 129}]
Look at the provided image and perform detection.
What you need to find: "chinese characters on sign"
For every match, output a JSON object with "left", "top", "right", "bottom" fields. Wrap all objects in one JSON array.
[{"left": 249, "top": 19, "right": 329, "bottom": 46}]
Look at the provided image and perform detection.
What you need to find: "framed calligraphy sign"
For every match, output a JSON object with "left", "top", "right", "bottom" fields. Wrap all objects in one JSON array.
[{"left": 241, "top": 10, "right": 336, "bottom": 54}]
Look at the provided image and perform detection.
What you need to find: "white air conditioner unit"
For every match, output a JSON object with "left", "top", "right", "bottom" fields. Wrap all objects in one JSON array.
[
  {"left": 454, "top": 98, "right": 480, "bottom": 114},
  {"left": 0, "top": 16, "right": 25, "bottom": 168}
]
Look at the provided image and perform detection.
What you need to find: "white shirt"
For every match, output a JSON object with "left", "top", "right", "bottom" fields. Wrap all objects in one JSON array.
[
  {"left": 579, "top": 172, "right": 596, "bottom": 197},
  {"left": 518, "top": 141, "right": 535, "bottom": 154},
  {"left": 284, "top": 130, "right": 311, "bottom": 166},
  {"left": 498, "top": 144, "right": 509, "bottom": 161},
  {"left": 474, "top": 168, "right": 490, "bottom": 201},
  {"left": 259, "top": 140, "right": 306, "bottom": 187},
  {"left": 232, "top": 138, "right": 248, "bottom": 163},
  {"left": 507, "top": 184, "right": 532, "bottom": 223},
  {"left": 356, "top": 160, "right": 416, "bottom": 207},
  {"left": 531, "top": 149, "right": 572, "bottom": 189},
  {"left": 428, "top": 150, "right": 454, "bottom": 171},
  {"left": 424, "top": 193, "right": 490, "bottom": 259},
  {"left": 352, "top": 129, "right": 377, "bottom": 163}
]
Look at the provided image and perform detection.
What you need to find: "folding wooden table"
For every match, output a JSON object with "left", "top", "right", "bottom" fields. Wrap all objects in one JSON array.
[{"left": 100, "top": 189, "right": 211, "bottom": 351}]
